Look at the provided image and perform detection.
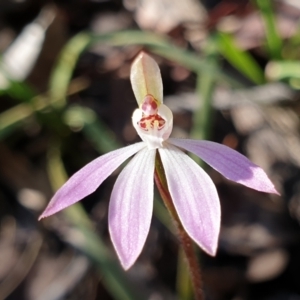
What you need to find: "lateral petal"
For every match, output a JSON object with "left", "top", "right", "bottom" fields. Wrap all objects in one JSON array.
[
  {"left": 169, "top": 138, "right": 279, "bottom": 194},
  {"left": 159, "top": 145, "right": 221, "bottom": 256},
  {"left": 109, "top": 148, "right": 156, "bottom": 270},
  {"left": 39, "top": 142, "right": 146, "bottom": 219}
]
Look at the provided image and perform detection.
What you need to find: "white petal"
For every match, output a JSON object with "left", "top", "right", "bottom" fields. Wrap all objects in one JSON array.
[
  {"left": 159, "top": 144, "right": 221, "bottom": 256},
  {"left": 39, "top": 142, "right": 146, "bottom": 219},
  {"left": 109, "top": 148, "right": 156, "bottom": 269},
  {"left": 168, "top": 138, "right": 278, "bottom": 194}
]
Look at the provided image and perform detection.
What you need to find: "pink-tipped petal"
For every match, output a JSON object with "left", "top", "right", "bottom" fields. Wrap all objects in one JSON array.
[
  {"left": 109, "top": 148, "right": 156, "bottom": 270},
  {"left": 159, "top": 145, "right": 221, "bottom": 256},
  {"left": 39, "top": 142, "right": 146, "bottom": 219},
  {"left": 169, "top": 138, "right": 279, "bottom": 194}
]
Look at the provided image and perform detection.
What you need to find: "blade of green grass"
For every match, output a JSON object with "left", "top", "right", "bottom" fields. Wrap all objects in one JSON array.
[
  {"left": 89, "top": 30, "right": 244, "bottom": 88},
  {"left": 217, "top": 32, "right": 265, "bottom": 84},
  {"left": 48, "top": 29, "right": 244, "bottom": 88},
  {"left": 5, "top": 81, "right": 36, "bottom": 103},
  {"left": 255, "top": 0, "right": 282, "bottom": 60},
  {"left": 0, "top": 78, "right": 89, "bottom": 140},
  {"left": 49, "top": 32, "right": 91, "bottom": 109},
  {"left": 0, "top": 101, "right": 40, "bottom": 140}
]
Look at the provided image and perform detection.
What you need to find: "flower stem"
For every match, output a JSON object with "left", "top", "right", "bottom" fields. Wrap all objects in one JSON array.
[{"left": 154, "top": 152, "right": 204, "bottom": 300}]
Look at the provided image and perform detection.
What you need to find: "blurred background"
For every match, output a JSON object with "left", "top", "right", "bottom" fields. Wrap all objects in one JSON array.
[{"left": 1, "top": 0, "right": 300, "bottom": 299}]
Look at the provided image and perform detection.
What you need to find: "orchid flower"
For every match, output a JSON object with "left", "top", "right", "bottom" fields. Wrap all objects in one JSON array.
[{"left": 39, "top": 52, "right": 278, "bottom": 270}]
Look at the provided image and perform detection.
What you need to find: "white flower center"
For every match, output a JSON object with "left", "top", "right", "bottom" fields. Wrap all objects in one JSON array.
[{"left": 132, "top": 94, "right": 173, "bottom": 149}]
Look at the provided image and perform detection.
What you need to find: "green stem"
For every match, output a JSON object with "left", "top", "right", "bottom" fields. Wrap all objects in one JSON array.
[{"left": 154, "top": 153, "right": 204, "bottom": 300}]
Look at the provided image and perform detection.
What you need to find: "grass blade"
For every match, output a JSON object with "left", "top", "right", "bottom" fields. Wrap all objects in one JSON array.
[
  {"left": 217, "top": 32, "right": 265, "bottom": 84},
  {"left": 255, "top": 0, "right": 282, "bottom": 59}
]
